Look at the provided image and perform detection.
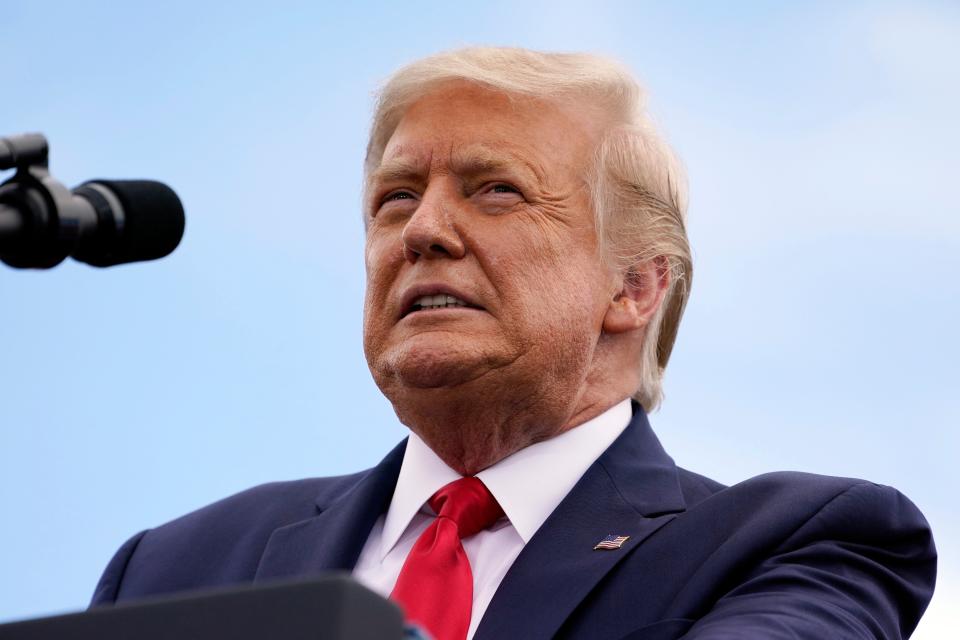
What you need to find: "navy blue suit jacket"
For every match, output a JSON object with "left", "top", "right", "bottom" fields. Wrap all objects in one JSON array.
[{"left": 91, "top": 407, "right": 936, "bottom": 639}]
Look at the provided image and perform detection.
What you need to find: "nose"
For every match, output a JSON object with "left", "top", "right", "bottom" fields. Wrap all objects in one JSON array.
[{"left": 401, "top": 190, "right": 466, "bottom": 262}]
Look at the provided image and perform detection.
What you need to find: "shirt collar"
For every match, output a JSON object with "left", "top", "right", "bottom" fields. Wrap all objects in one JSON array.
[{"left": 379, "top": 399, "right": 633, "bottom": 559}]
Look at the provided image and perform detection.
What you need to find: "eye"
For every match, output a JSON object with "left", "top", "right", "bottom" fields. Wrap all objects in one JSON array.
[
  {"left": 369, "top": 189, "right": 418, "bottom": 221},
  {"left": 473, "top": 182, "right": 524, "bottom": 216},
  {"left": 375, "top": 189, "right": 419, "bottom": 213},
  {"left": 484, "top": 183, "right": 523, "bottom": 197},
  {"left": 383, "top": 190, "right": 416, "bottom": 203}
]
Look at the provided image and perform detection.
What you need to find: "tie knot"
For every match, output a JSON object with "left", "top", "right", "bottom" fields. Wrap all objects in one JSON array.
[{"left": 428, "top": 477, "right": 504, "bottom": 538}]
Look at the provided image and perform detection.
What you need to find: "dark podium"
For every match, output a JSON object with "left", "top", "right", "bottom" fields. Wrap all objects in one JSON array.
[{"left": 0, "top": 575, "right": 414, "bottom": 640}]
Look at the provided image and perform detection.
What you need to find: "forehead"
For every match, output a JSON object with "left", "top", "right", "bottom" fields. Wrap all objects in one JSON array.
[{"left": 374, "top": 82, "right": 603, "bottom": 180}]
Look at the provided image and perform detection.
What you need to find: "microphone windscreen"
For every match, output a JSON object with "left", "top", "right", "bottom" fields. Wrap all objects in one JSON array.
[{"left": 80, "top": 180, "right": 185, "bottom": 267}]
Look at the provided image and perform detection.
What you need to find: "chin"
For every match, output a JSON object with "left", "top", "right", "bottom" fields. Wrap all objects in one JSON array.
[
  {"left": 376, "top": 337, "right": 500, "bottom": 390},
  {"left": 393, "top": 353, "right": 481, "bottom": 389}
]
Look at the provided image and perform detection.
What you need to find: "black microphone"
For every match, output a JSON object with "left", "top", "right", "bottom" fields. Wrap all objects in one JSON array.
[{"left": 0, "top": 133, "right": 185, "bottom": 269}]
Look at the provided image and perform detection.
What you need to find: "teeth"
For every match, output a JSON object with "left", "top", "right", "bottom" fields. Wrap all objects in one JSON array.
[{"left": 413, "top": 294, "right": 469, "bottom": 310}]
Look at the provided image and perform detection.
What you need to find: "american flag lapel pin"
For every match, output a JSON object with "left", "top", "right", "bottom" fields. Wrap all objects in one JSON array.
[{"left": 594, "top": 534, "right": 630, "bottom": 550}]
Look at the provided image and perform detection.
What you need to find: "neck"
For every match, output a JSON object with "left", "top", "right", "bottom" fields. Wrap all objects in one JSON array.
[{"left": 388, "top": 346, "right": 638, "bottom": 475}]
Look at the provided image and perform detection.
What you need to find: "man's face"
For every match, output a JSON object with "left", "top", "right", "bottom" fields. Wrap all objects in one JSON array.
[{"left": 363, "top": 82, "right": 617, "bottom": 402}]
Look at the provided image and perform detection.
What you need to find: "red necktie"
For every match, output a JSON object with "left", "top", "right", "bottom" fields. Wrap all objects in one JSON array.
[{"left": 391, "top": 477, "right": 505, "bottom": 640}]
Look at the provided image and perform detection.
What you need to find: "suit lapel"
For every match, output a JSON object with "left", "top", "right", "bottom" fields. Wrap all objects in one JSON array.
[
  {"left": 254, "top": 440, "right": 406, "bottom": 583},
  {"left": 474, "top": 405, "right": 685, "bottom": 640}
]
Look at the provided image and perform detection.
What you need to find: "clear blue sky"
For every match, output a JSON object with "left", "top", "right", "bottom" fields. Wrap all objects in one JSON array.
[{"left": 1, "top": 1, "right": 957, "bottom": 637}]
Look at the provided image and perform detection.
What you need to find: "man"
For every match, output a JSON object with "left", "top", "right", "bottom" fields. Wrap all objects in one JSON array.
[{"left": 91, "top": 48, "right": 936, "bottom": 639}]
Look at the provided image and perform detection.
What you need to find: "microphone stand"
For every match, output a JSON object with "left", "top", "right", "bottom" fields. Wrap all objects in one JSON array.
[{"left": 0, "top": 133, "right": 100, "bottom": 268}]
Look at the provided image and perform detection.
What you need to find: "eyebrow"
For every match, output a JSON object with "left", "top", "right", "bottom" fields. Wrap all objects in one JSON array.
[
  {"left": 450, "top": 147, "right": 537, "bottom": 182},
  {"left": 368, "top": 145, "right": 542, "bottom": 188},
  {"left": 367, "top": 157, "right": 428, "bottom": 187}
]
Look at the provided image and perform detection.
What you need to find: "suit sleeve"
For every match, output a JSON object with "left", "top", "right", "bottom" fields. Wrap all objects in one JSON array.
[
  {"left": 89, "top": 530, "right": 149, "bottom": 607},
  {"left": 682, "top": 482, "right": 936, "bottom": 640}
]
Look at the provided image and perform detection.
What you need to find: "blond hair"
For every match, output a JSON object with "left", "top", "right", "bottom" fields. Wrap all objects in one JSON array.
[{"left": 364, "top": 47, "right": 691, "bottom": 411}]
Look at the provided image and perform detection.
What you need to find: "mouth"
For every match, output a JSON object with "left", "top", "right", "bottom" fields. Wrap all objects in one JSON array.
[{"left": 400, "top": 286, "right": 485, "bottom": 318}]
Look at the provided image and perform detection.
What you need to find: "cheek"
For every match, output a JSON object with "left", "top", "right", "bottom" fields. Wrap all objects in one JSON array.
[
  {"left": 498, "top": 251, "right": 609, "bottom": 333},
  {"left": 362, "top": 239, "right": 400, "bottom": 340},
  {"left": 364, "top": 236, "right": 401, "bottom": 288}
]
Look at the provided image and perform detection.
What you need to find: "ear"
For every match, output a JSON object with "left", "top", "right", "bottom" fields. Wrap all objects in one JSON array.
[{"left": 602, "top": 256, "right": 670, "bottom": 335}]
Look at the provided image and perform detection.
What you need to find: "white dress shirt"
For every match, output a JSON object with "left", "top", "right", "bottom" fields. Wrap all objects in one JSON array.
[{"left": 352, "top": 399, "right": 632, "bottom": 639}]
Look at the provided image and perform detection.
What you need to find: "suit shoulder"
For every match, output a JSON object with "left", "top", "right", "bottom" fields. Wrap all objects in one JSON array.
[
  {"left": 736, "top": 473, "right": 935, "bottom": 550},
  {"left": 671, "top": 468, "right": 864, "bottom": 509},
  {"left": 144, "top": 471, "right": 368, "bottom": 546},
  {"left": 109, "top": 470, "right": 372, "bottom": 599},
  {"left": 651, "top": 471, "right": 936, "bottom": 637},
  {"left": 671, "top": 468, "right": 872, "bottom": 512},
  {"left": 702, "top": 473, "right": 936, "bottom": 636},
  {"left": 683, "top": 470, "right": 933, "bottom": 550},
  {"left": 723, "top": 470, "right": 889, "bottom": 512}
]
